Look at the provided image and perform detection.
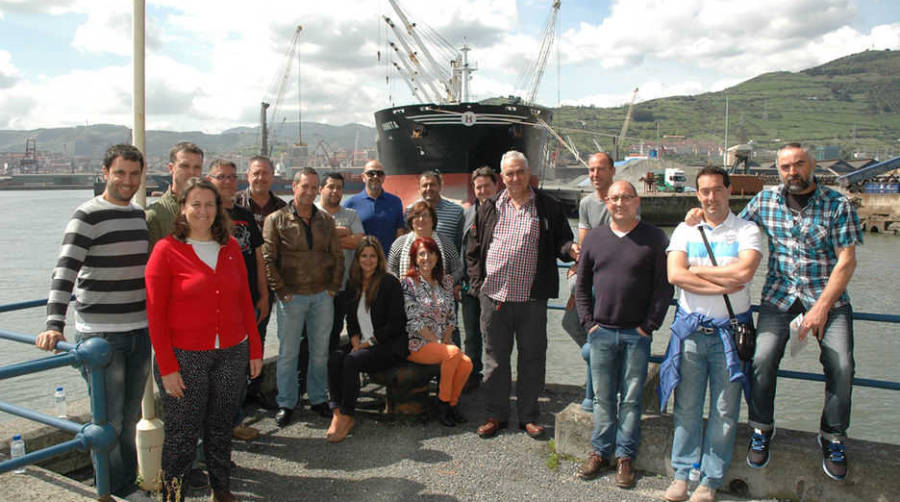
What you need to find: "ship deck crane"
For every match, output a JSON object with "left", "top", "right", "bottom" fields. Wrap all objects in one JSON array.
[{"left": 260, "top": 25, "right": 303, "bottom": 157}]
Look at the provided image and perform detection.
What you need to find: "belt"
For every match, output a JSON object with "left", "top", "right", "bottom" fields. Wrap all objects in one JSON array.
[{"left": 697, "top": 326, "right": 716, "bottom": 334}]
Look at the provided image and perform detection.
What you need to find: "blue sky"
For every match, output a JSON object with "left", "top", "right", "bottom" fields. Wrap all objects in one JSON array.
[{"left": 0, "top": 0, "right": 898, "bottom": 132}]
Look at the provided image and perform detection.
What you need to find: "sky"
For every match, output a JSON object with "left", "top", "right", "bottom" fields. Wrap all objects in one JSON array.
[{"left": 0, "top": 0, "right": 898, "bottom": 133}]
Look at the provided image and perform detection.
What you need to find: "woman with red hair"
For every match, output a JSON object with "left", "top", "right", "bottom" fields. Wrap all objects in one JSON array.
[{"left": 402, "top": 236, "right": 473, "bottom": 426}]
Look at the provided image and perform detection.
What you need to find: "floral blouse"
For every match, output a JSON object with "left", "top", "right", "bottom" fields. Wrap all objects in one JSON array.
[{"left": 402, "top": 275, "right": 457, "bottom": 352}]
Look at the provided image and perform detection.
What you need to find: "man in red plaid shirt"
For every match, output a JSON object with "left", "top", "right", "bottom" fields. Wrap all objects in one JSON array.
[{"left": 466, "top": 150, "right": 577, "bottom": 440}]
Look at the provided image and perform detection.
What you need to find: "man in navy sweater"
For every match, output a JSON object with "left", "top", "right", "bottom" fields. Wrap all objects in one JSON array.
[{"left": 575, "top": 180, "right": 673, "bottom": 489}]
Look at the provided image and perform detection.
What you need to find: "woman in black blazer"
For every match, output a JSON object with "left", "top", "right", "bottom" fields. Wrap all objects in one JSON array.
[{"left": 327, "top": 236, "right": 408, "bottom": 442}]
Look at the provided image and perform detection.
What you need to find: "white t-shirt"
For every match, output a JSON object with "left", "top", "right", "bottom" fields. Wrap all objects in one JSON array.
[
  {"left": 357, "top": 291, "right": 375, "bottom": 344},
  {"left": 188, "top": 239, "right": 221, "bottom": 270},
  {"left": 666, "top": 212, "right": 762, "bottom": 319}
]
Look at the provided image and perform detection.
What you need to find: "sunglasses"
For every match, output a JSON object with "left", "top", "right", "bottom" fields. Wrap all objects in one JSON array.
[{"left": 364, "top": 170, "right": 385, "bottom": 178}]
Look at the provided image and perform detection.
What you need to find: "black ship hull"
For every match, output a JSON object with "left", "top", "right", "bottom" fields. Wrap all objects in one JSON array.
[{"left": 374, "top": 102, "right": 553, "bottom": 205}]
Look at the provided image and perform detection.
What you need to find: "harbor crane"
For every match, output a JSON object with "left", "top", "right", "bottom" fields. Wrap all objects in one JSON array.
[
  {"left": 260, "top": 25, "right": 303, "bottom": 157},
  {"left": 616, "top": 87, "right": 639, "bottom": 160},
  {"left": 517, "top": 0, "right": 561, "bottom": 105}
]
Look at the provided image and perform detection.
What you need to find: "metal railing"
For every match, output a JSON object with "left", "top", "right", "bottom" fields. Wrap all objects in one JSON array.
[
  {"left": 0, "top": 324, "right": 116, "bottom": 500},
  {"left": 552, "top": 263, "right": 900, "bottom": 391}
]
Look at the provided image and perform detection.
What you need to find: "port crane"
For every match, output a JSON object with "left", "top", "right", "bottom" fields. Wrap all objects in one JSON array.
[
  {"left": 516, "top": 0, "right": 561, "bottom": 105},
  {"left": 616, "top": 88, "right": 639, "bottom": 160},
  {"left": 259, "top": 25, "right": 303, "bottom": 157}
]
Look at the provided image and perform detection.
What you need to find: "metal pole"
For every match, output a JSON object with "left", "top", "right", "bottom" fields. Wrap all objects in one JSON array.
[
  {"left": 131, "top": 0, "right": 164, "bottom": 491},
  {"left": 133, "top": 0, "right": 147, "bottom": 208}
]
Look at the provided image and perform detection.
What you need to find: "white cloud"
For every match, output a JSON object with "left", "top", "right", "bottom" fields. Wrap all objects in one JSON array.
[
  {"left": 558, "top": 0, "right": 900, "bottom": 78},
  {"left": 2, "top": 0, "right": 899, "bottom": 132}
]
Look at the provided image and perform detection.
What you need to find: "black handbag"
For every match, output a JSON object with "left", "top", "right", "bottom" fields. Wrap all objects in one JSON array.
[{"left": 697, "top": 226, "right": 757, "bottom": 362}]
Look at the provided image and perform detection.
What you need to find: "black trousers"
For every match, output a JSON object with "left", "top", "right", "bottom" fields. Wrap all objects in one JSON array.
[
  {"left": 154, "top": 341, "right": 248, "bottom": 497},
  {"left": 327, "top": 345, "right": 398, "bottom": 415}
]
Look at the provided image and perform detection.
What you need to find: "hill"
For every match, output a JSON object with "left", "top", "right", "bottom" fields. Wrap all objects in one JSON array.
[
  {"left": 553, "top": 49, "right": 900, "bottom": 158},
  {"left": 0, "top": 122, "right": 376, "bottom": 159}
]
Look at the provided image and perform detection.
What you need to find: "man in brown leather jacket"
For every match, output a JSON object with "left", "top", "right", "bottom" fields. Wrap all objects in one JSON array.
[{"left": 263, "top": 167, "right": 343, "bottom": 427}]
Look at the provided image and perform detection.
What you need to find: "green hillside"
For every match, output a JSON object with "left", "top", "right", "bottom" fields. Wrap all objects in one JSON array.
[{"left": 552, "top": 49, "right": 900, "bottom": 158}]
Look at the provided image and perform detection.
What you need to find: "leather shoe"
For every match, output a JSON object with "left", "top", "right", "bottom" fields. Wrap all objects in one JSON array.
[
  {"left": 615, "top": 457, "right": 636, "bottom": 488},
  {"left": 274, "top": 407, "right": 293, "bottom": 427},
  {"left": 577, "top": 451, "right": 607, "bottom": 480},
  {"left": 520, "top": 422, "right": 545, "bottom": 439},
  {"left": 476, "top": 418, "right": 507, "bottom": 438},
  {"left": 328, "top": 414, "right": 355, "bottom": 443}
]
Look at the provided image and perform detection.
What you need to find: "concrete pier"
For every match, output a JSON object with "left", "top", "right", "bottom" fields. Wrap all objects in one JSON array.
[{"left": 555, "top": 405, "right": 900, "bottom": 502}]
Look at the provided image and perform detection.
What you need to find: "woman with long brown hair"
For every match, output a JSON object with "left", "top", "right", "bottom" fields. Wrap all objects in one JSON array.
[
  {"left": 402, "top": 236, "right": 472, "bottom": 426},
  {"left": 326, "top": 236, "right": 408, "bottom": 442},
  {"left": 146, "top": 177, "right": 262, "bottom": 502}
]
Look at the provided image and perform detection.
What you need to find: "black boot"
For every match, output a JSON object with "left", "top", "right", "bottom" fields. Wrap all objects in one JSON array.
[
  {"left": 450, "top": 404, "right": 467, "bottom": 424},
  {"left": 437, "top": 400, "right": 456, "bottom": 427}
]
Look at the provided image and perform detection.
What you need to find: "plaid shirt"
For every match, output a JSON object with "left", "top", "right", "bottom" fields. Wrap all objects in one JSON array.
[
  {"left": 739, "top": 182, "right": 862, "bottom": 311},
  {"left": 481, "top": 189, "right": 541, "bottom": 302}
]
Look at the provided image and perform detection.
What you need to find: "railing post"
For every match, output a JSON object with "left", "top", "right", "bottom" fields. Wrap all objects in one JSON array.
[{"left": 75, "top": 336, "right": 117, "bottom": 500}]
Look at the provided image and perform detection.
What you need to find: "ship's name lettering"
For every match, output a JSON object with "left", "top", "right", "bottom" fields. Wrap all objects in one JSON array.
[{"left": 381, "top": 121, "right": 400, "bottom": 131}]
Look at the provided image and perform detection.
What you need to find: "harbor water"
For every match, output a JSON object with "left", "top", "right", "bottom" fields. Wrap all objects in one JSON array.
[{"left": 0, "top": 190, "right": 897, "bottom": 445}]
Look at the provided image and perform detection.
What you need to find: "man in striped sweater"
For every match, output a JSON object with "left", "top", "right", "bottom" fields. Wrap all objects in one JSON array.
[{"left": 35, "top": 144, "right": 151, "bottom": 498}]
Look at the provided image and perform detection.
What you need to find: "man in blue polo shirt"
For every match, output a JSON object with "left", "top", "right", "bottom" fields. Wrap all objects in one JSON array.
[{"left": 344, "top": 159, "right": 405, "bottom": 252}]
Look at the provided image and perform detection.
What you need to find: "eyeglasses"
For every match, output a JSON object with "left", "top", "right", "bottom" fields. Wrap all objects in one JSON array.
[
  {"left": 364, "top": 170, "right": 385, "bottom": 178},
  {"left": 605, "top": 194, "right": 637, "bottom": 203},
  {"left": 209, "top": 174, "right": 237, "bottom": 181}
]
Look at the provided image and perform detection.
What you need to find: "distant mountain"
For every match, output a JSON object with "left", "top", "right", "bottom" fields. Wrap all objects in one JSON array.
[
  {"left": 554, "top": 49, "right": 900, "bottom": 157},
  {"left": 0, "top": 121, "right": 376, "bottom": 159},
  {"left": 3, "top": 50, "right": 898, "bottom": 161}
]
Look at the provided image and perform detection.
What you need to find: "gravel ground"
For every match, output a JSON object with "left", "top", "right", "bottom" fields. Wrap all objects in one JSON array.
[{"left": 124, "top": 382, "right": 775, "bottom": 502}]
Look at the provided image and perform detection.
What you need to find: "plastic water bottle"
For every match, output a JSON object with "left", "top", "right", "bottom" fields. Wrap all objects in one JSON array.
[
  {"left": 10, "top": 435, "right": 25, "bottom": 473},
  {"left": 54, "top": 386, "right": 67, "bottom": 418},
  {"left": 688, "top": 462, "right": 702, "bottom": 489}
]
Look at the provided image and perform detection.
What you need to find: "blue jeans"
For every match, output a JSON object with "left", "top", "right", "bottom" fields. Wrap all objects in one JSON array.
[
  {"left": 749, "top": 303, "right": 854, "bottom": 441},
  {"left": 671, "top": 330, "right": 741, "bottom": 489},
  {"left": 275, "top": 291, "right": 333, "bottom": 408},
  {"left": 76, "top": 328, "right": 151, "bottom": 497},
  {"left": 590, "top": 326, "right": 651, "bottom": 459}
]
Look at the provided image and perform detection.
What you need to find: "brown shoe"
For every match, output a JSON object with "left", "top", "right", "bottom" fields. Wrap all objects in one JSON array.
[
  {"left": 476, "top": 418, "right": 507, "bottom": 439},
  {"left": 615, "top": 457, "right": 636, "bottom": 488},
  {"left": 689, "top": 485, "right": 716, "bottom": 502},
  {"left": 519, "top": 422, "right": 545, "bottom": 439},
  {"left": 577, "top": 451, "right": 607, "bottom": 480},
  {"left": 664, "top": 479, "right": 689, "bottom": 501},
  {"left": 328, "top": 415, "right": 355, "bottom": 443},
  {"left": 232, "top": 424, "right": 259, "bottom": 441},
  {"left": 210, "top": 489, "right": 238, "bottom": 502},
  {"left": 326, "top": 408, "right": 342, "bottom": 439}
]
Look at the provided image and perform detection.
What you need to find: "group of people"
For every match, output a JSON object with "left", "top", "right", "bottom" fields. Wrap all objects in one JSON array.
[
  {"left": 567, "top": 146, "right": 861, "bottom": 502},
  {"left": 34, "top": 140, "right": 861, "bottom": 502}
]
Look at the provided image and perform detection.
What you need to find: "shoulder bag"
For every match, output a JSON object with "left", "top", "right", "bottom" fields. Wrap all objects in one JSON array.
[{"left": 697, "top": 225, "right": 756, "bottom": 361}]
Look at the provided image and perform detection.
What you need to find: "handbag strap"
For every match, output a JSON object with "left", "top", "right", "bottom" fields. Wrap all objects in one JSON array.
[{"left": 697, "top": 225, "right": 738, "bottom": 322}]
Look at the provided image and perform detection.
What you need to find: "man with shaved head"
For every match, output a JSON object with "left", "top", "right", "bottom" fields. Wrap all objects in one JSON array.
[
  {"left": 344, "top": 159, "right": 405, "bottom": 253},
  {"left": 575, "top": 180, "right": 672, "bottom": 489}
]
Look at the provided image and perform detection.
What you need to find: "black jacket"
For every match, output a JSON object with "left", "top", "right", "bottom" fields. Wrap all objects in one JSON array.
[
  {"left": 346, "top": 273, "right": 409, "bottom": 360},
  {"left": 465, "top": 188, "right": 574, "bottom": 300}
]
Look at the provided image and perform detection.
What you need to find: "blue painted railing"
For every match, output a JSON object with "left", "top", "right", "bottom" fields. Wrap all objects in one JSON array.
[
  {"left": 553, "top": 262, "right": 900, "bottom": 391},
  {"left": 0, "top": 328, "right": 116, "bottom": 500}
]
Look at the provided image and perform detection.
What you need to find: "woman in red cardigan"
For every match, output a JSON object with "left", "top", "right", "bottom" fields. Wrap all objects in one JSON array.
[{"left": 146, "top": 178, "right": 262, "bottom": 502}]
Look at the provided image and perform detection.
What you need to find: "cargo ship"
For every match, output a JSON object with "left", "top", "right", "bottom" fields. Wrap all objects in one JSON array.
[{"left": 375, "top": 0, "right": 560, "bottom": 206}]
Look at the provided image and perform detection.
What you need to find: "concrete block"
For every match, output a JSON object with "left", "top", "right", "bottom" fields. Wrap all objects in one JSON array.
[{"left": 555, "top": 403, "right": 900, "bottom": 502}]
